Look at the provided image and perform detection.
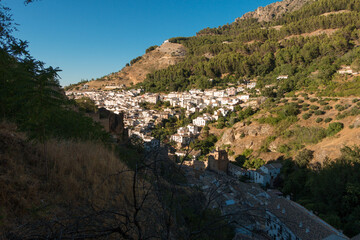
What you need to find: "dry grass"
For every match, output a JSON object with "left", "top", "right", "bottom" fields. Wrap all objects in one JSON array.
[
  {"left": 0, "top": 121, "right": 134, "bottom": 231},
  {"left": 45, "top": 140, "right": 131, "bottom": 205}
]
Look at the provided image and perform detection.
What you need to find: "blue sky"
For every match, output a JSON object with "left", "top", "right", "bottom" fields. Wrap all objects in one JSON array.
[{"left": 4, "top": 0, "right": 277, "bottom": 86}]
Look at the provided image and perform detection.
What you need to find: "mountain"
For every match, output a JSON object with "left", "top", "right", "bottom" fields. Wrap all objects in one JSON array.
[
  {"left": 69, "top": 0, "right": 314, "bottom": 90},
  {"left": 67, "top": 41, "right": 186, "bottom": 90},
  {"left": 236, "top": 0, "right": 313, "bottom": 22}
]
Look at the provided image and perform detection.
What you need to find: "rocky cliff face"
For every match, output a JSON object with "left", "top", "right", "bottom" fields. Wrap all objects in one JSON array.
[
  {"left": 236, "top": 0, "right": 313, "bottom": 22},
  {"left": 216, "top": 121, "right": 274, "bottom": 158}
]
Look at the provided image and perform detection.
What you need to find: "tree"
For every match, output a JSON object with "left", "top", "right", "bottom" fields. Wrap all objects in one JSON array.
[{"left": 294, "top": 149, "right": 314, "bottom": 168}]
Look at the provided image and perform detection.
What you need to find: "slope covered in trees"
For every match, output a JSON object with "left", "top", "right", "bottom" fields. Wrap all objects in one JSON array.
[{"left": 139, "top": 0, "right": 360, "bottom": 95}]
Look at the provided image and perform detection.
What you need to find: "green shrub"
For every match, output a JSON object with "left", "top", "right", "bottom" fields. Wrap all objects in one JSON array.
[
  {"left": 335, "top": 104, "right": 345, "bottom": 111},
  {"left": 243, "top": 158, "right": 265, "bottom": 169},
  {"left": 278, "top": 144, "right": 291, "bottom": 154},
  {"left": 294, "top": 149, "right": 314, "bottom": 168},
  {"left": 336, "top": 114, "right": 346, "bottom": 120},
  {"left": 145, "top": 45, "right": 158, "bottom": 53},
  {"left": 283, "top": 126, "right": 327, "bottom": 145},
  {"left": 302, "top": 107, "right": 309, "bottom": 111},
  {"left": 302, "top": 113, "right": 312, "bottom": 120},
  {"left": 349, "top": 125, "right": 354, "bottom": 129},
  {"left": 326, "top": 122, "right": 344, "bottom": 137},
  {"left": 316, "top": 118, "right": 323, "bottom": 123},
  {"left": 298, "top": 100, "right": 304, "bottom": 103},
  {"left": 319, "top": 101, "right": 329, "bottom": 106},
  {"left": 310, "top": 98, "right": 317, "bottom": 102},
  {"left": 352, "top": 99, "right": 359, "bottom": 103},
  {"left": 324, "top": 118, "right": 332, "bottom": 123},
  {"left": 280, "top": 103, "right": 300, "bottom": 118},
  {"left": 235, "top": 154, "right": 246, "bottom": 167},
  {"left": 242, "top": 149, "right": 253, "bottom": 158},
  {"left": 314, "top": 110, "right": 325, "bottom": 115},
  {"left": 310, "top": 105, "right": 320, "bottom": 110},
  {"left": 323, "top": 105, "right": 332, "bottom": 110},
  {"left": 336, "top": 106, "right": 360, "bottom": 120}
]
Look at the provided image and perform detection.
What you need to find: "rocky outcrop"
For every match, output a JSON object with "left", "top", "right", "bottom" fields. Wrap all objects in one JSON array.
[
  {"left": 217, "top": 122, "right": 274, "bottom": 155},
  {"left": 352, "top": 117, "right": 360, "bottom": 128},
  {"left": 95, "top": 108, "right": 128, "bottom": 143},
  {"left": 236, "top": 0, "right": 312, "bottom": 22}
]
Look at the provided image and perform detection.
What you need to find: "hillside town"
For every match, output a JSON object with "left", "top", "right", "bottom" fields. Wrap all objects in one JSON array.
[
  {"left": 66, "top": 82, "right": 258, "bottom": 152},
  {"left": 65, "top": 83, "right": 353, "bottom": 240}
]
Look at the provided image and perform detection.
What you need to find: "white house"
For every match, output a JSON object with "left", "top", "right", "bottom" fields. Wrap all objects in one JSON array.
[
  {"left": 337, "top": 66, "right": 358, "bottom": 75},
  {"left": 237, "top": 86, "right": 245, "bottom": 92},
  {"left": 214, "top": 90, "right": 225, "bottom": 98},
  {"left": 226, "top": 87, "right": 237, "bottom": 96},
  {"left": 171, "top": 134, "right": 192, "bottom": 145},
  {"left": 250, "top": 163, "right": 282, "bottom": 187},
  {"left": 187, "top": 124, "right": 199, "bottom": 135},
  {"left": 192, "top": 115, "right": 212, "bottom": 127},
  {"left": 238, "top": 95, "right": 250, "bottom": 102},
  {"left": 204, "top": 90, "right": 214, "bottom": 97},
  {"left": 247, "top": 82, "right": 256, "bottom": 89},
  {"left": 265, "top": 191, "right": 349, "bottom": 240},
  {"left": 189, "top": 89, "right": 203, "bottom": 95},
  {"left": 276, "top": 75, "right": 288, "bottom": 80},
  {"left": 228, "top": 163, "right": 248, "bottom": 178}
]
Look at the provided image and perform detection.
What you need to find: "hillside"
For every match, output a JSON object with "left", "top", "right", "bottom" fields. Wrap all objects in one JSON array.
[
  {"left": 214, "top": 95, "right": 360, "bottom": 163},
  {"left": 68, "top": 42, "right": 186, "bottom": 90},
  {"left": 138, "top": 0, "right": 360, "bottom": 93}
]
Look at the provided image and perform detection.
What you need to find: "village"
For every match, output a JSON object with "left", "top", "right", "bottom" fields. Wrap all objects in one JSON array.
[
  {"left": 65, "top": 81, "right": 258, "bottom": 153},
  {"left": 65, "top": 79, "right": 350, "bottom": 239}
]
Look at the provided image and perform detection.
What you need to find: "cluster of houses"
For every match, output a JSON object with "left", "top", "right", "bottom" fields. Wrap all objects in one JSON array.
[
  {"left": 179, "top": 147, "right": 282, "bottom": 187},
  {"left": 182, "top": 150, "right": 349, "bottom": 240},
  {"left": 66, "top": 84, "right": 257, "bottom": 152},
  {"left": 66, "top": 81, "right": 354, "bottom": 239}
]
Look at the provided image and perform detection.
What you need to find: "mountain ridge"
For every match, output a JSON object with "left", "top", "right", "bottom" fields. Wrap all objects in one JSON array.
[{"left": 236, "top": 0, "right": 313, "bottom": 22}]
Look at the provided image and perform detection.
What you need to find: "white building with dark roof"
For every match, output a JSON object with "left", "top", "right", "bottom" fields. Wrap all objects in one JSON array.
[
  {"left": 265, "top": 191, "right": 349, "bottom": 240},
  {"left": 250, "top": 163, "right": 282, "bottom": 187}
]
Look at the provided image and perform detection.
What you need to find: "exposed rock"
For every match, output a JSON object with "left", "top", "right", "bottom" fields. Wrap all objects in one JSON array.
[
  {"left": 269, "top": 141, "right": 279, "bottom": 152},
  {"left": 236, "top": 0, "right": 312, "bottom": 22},
  {"left": 216, "top": 122, "right": 274, "bottom": 155},
  {"left": 221, "top": 128, "right": 235, "bottom": 145},
  {"left": 99, "top": 107, "right": 111, "bottom": 119},
  {"left": 352, "top": 117, "right": 360, "bottom": 128},
  {"left": 109, "top": 112, "right": 128, "bottom": 143}
]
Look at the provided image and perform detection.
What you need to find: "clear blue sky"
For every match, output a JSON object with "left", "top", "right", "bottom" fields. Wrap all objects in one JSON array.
[{"left": 4, "top": 0, "right": 277, "bottom": 86}]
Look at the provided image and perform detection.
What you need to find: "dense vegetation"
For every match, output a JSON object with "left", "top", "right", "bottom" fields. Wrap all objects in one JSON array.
[
  {"left": 281, "top": 146, "right": 360, "bottom": 237},
  {"left": 0, "top": 7, "right": 110, "bottom": 143},
  {"left": 138, "top": 0, "right": 360, "bottom": 95}
]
